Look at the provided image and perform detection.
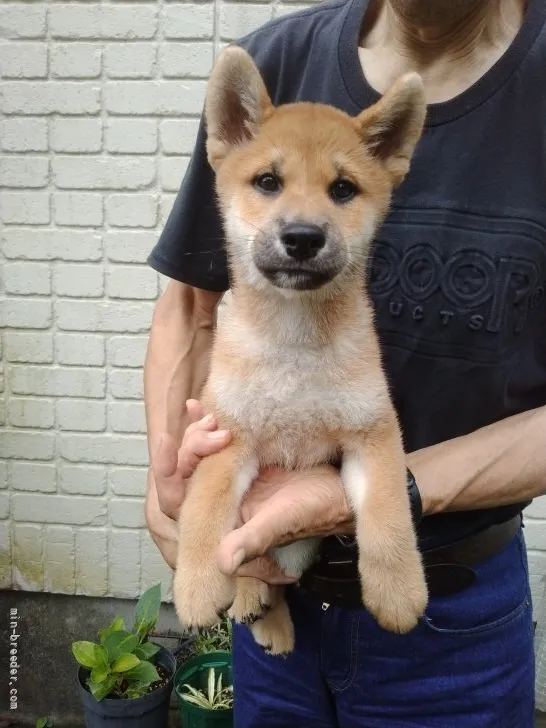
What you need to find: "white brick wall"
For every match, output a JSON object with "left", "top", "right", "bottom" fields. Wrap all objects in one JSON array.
[{"left": 1, "top": 0, "right": 545, "bottom": 616}]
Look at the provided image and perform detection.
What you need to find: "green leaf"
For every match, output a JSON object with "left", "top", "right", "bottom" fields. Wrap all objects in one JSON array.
[
  {"left": 122, "top": 681, "right": 149, "bottom": 700},
  {"left": 124, "top": 660, "right": 160, "bottom": 684},
  {"left": 104, "top": 631, "right": 139, "bottom": 662},
  {"left": 98, "top": 645, "right": 109, "bottom": 667},
  {"left": 110, "top": 616, "right": 125, "bottom": 632},
  {"left": 193, "top": 618, "right": 232, "bottom": 655},
  {"left": 182, "top": 692, "right": 211, "bottom": 709},
  {"left": 36, "top": 719, "right": 53, "bottom": 728},
  {"left": 72, "top": 641, "right": 106, "bottom": 669},
  {"left": 133, "top": 584, "right": 161, "bottom": 639},
  {"left": 182, "top": 684, "right": 213, "bottom": 708},
  {"left": 134, "top": 642, "right": 160, "bottom": 660},
  {"left": 208, "top": 667, "right": 215, "bottom": 705},
  {"left": 87, "top": 675, "right": 117, "bottom": 701},
  {"left": 182, "top": 678, "right": 233, "bottom": 711},
  {"left": 112, "top": 653, "right": 140, "bottom": 673},
  {"left": 98, "top": 616, "right": 126, "bottom": 645},
  {"left": 90, "top": 666, "right": 110, "bottom": 683}
]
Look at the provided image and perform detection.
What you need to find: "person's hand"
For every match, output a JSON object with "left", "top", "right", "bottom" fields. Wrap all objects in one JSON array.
[
  {"left": 145, "top": 399, "right": 231, "bottom": 567},
  {"left": 217, "top": 465, "right": 353, "bottom": 579}
]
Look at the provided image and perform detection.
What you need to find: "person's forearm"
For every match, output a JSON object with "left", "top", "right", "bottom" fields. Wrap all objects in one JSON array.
[
  {"left": 408, "top": 405, "right": 546, "bottom": 516},
  {"left": 144, "top": 281, "right": 221, "bottom": 452}
]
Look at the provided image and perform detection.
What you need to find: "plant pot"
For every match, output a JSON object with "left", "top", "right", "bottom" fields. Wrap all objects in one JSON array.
[
  {"left": 174, "top": 651, "right": 233, "bottom": 728},
  {"left": 175, "top": 634, "right": 197, "bottom": 666},
  {"left": 77, "top": 645, "right": 176, "bottom": 728}
]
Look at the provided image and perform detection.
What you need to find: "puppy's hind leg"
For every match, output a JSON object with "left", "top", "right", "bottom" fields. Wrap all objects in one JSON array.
[
  {"left": 242, "top": 539, "right": 318, "bottom": 655},
  {"left": 230, "top": 539, "right": 318, "bottom": 640},
  {"left": 229, "top": 575, "right": 274, "bottom": 624},
  {"left": 250, "top": 587, "right": 295, "bottom": 656}
]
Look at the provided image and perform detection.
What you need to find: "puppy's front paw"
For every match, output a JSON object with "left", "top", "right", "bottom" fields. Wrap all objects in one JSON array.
[
  {"left": 174, "top": 561, "right": 235, "bottom": 629},
  {"left": 360, "top": 551, "right": 428, "bottom": 634},
  {"left": 228, "top": 578, "right": 273, "bottom": 624}
]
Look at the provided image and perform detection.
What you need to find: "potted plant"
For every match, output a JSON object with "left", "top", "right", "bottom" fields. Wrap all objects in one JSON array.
[
  {"left": 193, "top": 618, "right": 232, "bottom": 657},
  {"left": 174, "top": 616, "right": 232, "bottom": 668},
  {"left": 72, "top": 584, "right": 176, "bottom": 727},
  {"left": 174, "top": 618, "right": 233, "bottom": 727},
  {"left": 175, "top": 653, "right": 233, "bottom": 728}
]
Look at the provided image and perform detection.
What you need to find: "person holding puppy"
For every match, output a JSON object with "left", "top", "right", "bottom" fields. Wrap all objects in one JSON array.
[{"left": 145, "top": 0, "right": 546, "bottom": 725}]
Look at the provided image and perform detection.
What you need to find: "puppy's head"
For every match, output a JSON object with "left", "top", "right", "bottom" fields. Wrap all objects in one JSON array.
[{"left": 205, "top": 47, "right": 425, "bottom": 294}]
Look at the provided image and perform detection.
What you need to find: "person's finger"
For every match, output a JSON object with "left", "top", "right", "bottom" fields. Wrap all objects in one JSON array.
[
  {"left": 178, "top": 428, "right": 232, "bottom": 480},
  {"left": 237, "top": 556, "right": 300, "bottom": 585},
  {"left": 145, "top": 470, "right": 179, "bottom": 568},
  {"left": 185, "top": 399, "right": 203, "bottom": 423},
  {"left": 184, "top": 412, "right": 217, "bottom": 438},
  {"left": 152, "top": 405, "right": 213, "bottom": 479},
  {"left": 217, "top": 506, "right": 289, "bottom": 575}
]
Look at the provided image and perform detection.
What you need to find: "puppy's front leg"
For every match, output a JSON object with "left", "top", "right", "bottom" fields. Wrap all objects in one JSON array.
[
  {"left": 341, "top": 417, "right": 428, "bottom": 633},
  {"left": 173, "top": 443, "right": 257, "bottom": 629}
]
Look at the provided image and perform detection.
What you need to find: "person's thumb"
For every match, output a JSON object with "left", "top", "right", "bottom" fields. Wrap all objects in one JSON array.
[{"left": 216, "top": 508, "right": 283, "bottom": 575}]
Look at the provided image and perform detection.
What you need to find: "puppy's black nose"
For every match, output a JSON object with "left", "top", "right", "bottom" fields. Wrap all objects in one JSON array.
[{"left": 281, "top": 223, "right": 325, "bottom": 261}]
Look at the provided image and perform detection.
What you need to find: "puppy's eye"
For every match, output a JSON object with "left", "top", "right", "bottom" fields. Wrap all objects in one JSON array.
[
  {"left": 329, "top": 179, "right": 358, "bottom": 203},
  {"left": 254, "top": 173, "right": 281, "bottom": 194}
]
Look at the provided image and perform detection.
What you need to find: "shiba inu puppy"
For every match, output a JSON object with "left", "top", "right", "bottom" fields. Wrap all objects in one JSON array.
[{"left": 173, "top": 46, "right": 428, "bottom": 655}]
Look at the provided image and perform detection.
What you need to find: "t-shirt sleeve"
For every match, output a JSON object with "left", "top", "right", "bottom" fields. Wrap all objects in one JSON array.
[{"left": 147, "top": 117, "right": 229, "bottom": 292}]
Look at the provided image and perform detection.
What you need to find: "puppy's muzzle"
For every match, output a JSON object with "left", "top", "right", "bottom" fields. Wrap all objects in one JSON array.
[{"left": 252, "top": 218, "right": 346, "bottom": 291}]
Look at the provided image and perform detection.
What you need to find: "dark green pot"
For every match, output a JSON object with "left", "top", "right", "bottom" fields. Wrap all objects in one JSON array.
[{"left": 174, "top": 651, "right": 233, "bottom": 728}]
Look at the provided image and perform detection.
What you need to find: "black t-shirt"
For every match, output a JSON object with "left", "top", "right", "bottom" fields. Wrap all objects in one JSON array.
[{"left": 148, "top": 0, "right": 546, "bottom": 550}]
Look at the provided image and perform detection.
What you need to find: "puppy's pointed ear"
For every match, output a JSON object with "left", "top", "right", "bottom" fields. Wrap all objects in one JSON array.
[
  {"left": 205, "top": 46, "right": 274, "bottom": 169},
  {"left": 357, "top": 73, "right": 426, "bottom": 186}
]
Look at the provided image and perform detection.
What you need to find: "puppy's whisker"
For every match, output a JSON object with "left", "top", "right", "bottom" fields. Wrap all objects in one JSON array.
[
  {"left": 179, "top": 248, "right": 226, "bottom": 256},
  {"left": 234, "top": 215, "right": 267, "bottom": 236}
]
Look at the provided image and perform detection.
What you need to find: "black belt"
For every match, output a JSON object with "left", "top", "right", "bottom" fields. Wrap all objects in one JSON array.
[{"left": 298, "top": 515, "right": 521, "bottom": 608}]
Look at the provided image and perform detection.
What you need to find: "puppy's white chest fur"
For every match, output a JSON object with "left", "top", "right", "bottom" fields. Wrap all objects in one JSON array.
[{"left": 211, "top": 309, "right": 386, "bottom": 469}]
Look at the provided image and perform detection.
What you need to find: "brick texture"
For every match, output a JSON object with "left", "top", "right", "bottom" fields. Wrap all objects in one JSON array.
[{"left": 1, "top": 0, "right": 543, "bottom": 619}]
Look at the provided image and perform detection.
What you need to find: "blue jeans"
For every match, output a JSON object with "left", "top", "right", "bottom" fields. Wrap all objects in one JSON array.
[{"left": 233, "top": 529, "right": 534, "bottom": 727}]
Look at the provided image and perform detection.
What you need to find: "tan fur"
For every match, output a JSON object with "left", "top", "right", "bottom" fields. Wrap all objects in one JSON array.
[
  {"left": 228, "top": 576, "right": 273, "bottom": 624},
  {"left": 173, "top": 47, "right": 428, "bottom": 653},
  {"left": 250, "top": 589, "right": 295, "bottom": 655}
]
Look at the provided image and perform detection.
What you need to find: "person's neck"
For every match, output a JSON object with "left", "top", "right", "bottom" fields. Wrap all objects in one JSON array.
[{"left": 359, "top": 0, "right": 527, "bottom": 102}]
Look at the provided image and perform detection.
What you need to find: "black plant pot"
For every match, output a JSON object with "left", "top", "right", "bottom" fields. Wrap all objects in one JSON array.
[{"left": 77, "top": 645, "right": 176, "bottom": 728}]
